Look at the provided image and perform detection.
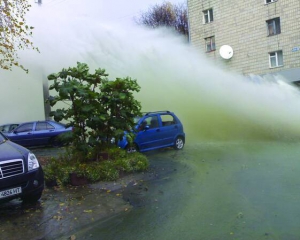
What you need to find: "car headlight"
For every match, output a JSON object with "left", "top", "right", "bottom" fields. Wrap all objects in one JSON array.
[{"left": 28, "top": 152, "right": 40, "bottom": 171}]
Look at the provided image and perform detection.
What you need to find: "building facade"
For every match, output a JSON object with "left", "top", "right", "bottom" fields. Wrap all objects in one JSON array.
[{"left": 187, "top": 0, "right": 300, "bottom": 83}]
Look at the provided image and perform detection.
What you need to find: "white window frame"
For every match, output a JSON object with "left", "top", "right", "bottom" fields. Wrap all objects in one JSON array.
[
  {"left": 265, "top": 0, "right": 277, "bottom": 4},
  {"left": 266, "top": 18, "right": 281, "bottom": 36},
  {"left": 269, "top": 50, "right": 283, "bottom": 68},
  {"left": 205, "top": 36, "right": 216, "bottom": 52},
  {"left": 203, "top": 9, "right": 213, "bottom": 24}
]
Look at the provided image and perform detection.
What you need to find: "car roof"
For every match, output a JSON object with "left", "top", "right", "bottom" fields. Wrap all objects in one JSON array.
[
  {"left": 18, "top": 120, "right": 57, "bottom": 124},
  {"left": 143, "top": 111, "right": 173, "bottom": 116},
  {"left": 16, "top": 120, "right": 65, "bottom": 127}
]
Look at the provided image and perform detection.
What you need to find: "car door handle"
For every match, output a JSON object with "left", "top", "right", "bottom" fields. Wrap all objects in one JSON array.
[
  {"left": 156, "top": 129, "right": 160, "bottom": 132},
  {"left": 27, "top": 132, "right": 32, "bottom": 135}
]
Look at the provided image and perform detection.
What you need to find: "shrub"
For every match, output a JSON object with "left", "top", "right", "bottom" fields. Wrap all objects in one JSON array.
[
  {"left": 43, "top": 146, "right": 149, "bottom": 186},
  {"left": 47, "top": 62, "right": 142, "bottom": 156}
]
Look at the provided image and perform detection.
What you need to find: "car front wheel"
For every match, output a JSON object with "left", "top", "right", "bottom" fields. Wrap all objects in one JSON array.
[
  {"left": 21, "top": 191, "right": 43, "bottom": 204},
  {"left": 174, "top": 137, "right": 184, "bottom": 150},
  {"left": 50, "top": 136, "right": 63, "bottom": 147}
]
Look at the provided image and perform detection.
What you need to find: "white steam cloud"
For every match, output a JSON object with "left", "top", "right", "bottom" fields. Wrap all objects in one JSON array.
[{"left": 1, "top": 1, "right": 300, "bottom": 142}]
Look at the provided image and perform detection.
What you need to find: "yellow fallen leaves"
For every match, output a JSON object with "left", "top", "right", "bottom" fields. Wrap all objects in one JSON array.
[
  {"left": 70, "top": 234, "right": 76, "bottom": 240},
  {"left": 83, "top": 210, "right": 93, "bottom": 213},
  {"left": 53, "top": 215, "right": 63, "bottom": 221}
]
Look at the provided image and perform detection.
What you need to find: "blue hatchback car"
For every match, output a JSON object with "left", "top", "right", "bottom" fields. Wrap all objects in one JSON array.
[{"left": 118, "top": 111, "right": 185, "bottom": 152}]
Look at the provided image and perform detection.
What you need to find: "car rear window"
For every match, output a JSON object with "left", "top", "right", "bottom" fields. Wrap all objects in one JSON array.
[
  {"left": 36, "top": 122, "right": 55, "bottom": 131},
  {"left": 161, "top": 114, "right": 176, "bottom": 126}
]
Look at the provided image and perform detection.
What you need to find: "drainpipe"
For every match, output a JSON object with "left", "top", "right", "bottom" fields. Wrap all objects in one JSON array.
[
  {"left": 186, "top": 0, "right": 191, "bottom": 43},
  {"left": 42, "top": 75, "right": 51, "bottom": 120}
]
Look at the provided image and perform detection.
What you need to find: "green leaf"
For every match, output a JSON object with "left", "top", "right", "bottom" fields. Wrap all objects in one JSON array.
[{"left": 48, "top": 73, "right": 58, "bottom": 80}]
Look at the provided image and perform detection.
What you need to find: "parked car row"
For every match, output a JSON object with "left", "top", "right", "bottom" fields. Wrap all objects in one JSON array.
[
  {"left": 0, "top": 111, "right": 185, "bottom": 205},
  {"left": 0, "top": 119, "right": 73, "bottom": 204},
  {"left": 1, "top": 111, "right": 185, "bottom": 152},
  {"left": 1, "top": 120, "right": 72, "bottom": 148}
]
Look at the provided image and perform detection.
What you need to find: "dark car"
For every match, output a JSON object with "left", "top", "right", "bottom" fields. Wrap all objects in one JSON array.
[
  {"left": 118, "top": 111, "right": 185, "bottom": 152},
  {"left": 0, "top": 123, "right": 19, "bottom": 133},
  {"left": 4, "top": 120, "right": 72, "bottom": 147},
  {"left": 0, "top": 132, "right": 44, "bottom": 203}
]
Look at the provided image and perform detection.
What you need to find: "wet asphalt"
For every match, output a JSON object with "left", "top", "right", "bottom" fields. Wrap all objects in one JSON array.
[{"left": 0, "top": 147, "right": 178, "bottom": 240}]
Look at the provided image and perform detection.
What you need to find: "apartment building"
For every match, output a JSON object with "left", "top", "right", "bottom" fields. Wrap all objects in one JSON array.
[{"left": 187, "top": 0, "right": 300, "bottom": 83}]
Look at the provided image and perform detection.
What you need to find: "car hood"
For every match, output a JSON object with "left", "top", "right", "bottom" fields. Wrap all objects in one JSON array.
[{"left": 0, "top": 140, "right": 28, "bottom": 161}]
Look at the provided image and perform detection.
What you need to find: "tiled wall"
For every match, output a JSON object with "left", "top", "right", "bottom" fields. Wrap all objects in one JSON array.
[{"left": 188, "top": 0, "right": 300, "bottom": 76}]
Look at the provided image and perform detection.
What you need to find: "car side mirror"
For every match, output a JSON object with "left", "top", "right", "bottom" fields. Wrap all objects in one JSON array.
[{"left": 144, "top": 125, "right": 150, "bottom": 131}]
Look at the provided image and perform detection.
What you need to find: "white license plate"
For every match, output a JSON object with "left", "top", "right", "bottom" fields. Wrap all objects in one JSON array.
[{"left": 0, "top": 187, "right": 22, "bottom": 199}]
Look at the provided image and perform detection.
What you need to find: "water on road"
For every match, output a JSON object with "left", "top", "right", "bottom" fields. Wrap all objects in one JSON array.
[{"left": 74, "top": 141, "right": 300, "bottom": 240}]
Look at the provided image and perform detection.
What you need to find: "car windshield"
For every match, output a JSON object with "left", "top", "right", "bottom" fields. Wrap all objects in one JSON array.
[
  {"left": 0, "top": 132, "right": 7, "bottom": 144},
  {"left": 0, "top": 125, "right": 8, "bottom": 132},
  {"left": 134, "top": 116, "right": 141, "bottom": 124}
]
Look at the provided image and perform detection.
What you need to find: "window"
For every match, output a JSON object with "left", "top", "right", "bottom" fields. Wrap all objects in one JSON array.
[
  {"left": 15, "top": 123, "right": 34, "bottom": 133},
  {"left": 269, "top": 50, "right": 283, "bottom": 68},
  {"left": 203, "top": 9, "right": 213, "bottom": 24},
  {"left": 161, "top": 114, "right": 176, "bottom": 126},
  {"left": 205, "top": 36, "right": 216, "bottom": 52},
  {"left": 265, "top": 0, "right": 277, "bottom": 3},
  {"left": 266, "top": 18, "right": 281, "bottom": 36},
  {"left": 149, "top": 116, "right": 159, "bottom": 128},
  {"left": 293, "top": 80, "right": 300, "bottom": 88},
  {"left": 36, "top": 122, "right": 55, "bottom": 131},
  {"left": 139, "top": 116, "right": 159, "bottom": 130}
]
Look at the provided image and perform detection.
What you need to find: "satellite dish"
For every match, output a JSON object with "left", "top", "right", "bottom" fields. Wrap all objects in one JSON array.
[{"left": 219, "top": 45, "right": 233, "bottom": 59}]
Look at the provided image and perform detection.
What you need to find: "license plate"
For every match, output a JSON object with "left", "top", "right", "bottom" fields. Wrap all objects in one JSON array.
[{"left": 0, "top": 187, "right": 22, "bottom": 199}]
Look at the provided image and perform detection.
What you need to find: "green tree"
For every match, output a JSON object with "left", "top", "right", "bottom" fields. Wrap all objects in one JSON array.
[
  {"left": 0, "top": 0, "right": 38, "bottom": 73},
  {"left": 47, "top": 62, "right": 142, "bottom": 155},
  {"left": 136, "top": 1, "right": 188, "bottom": 38}
]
